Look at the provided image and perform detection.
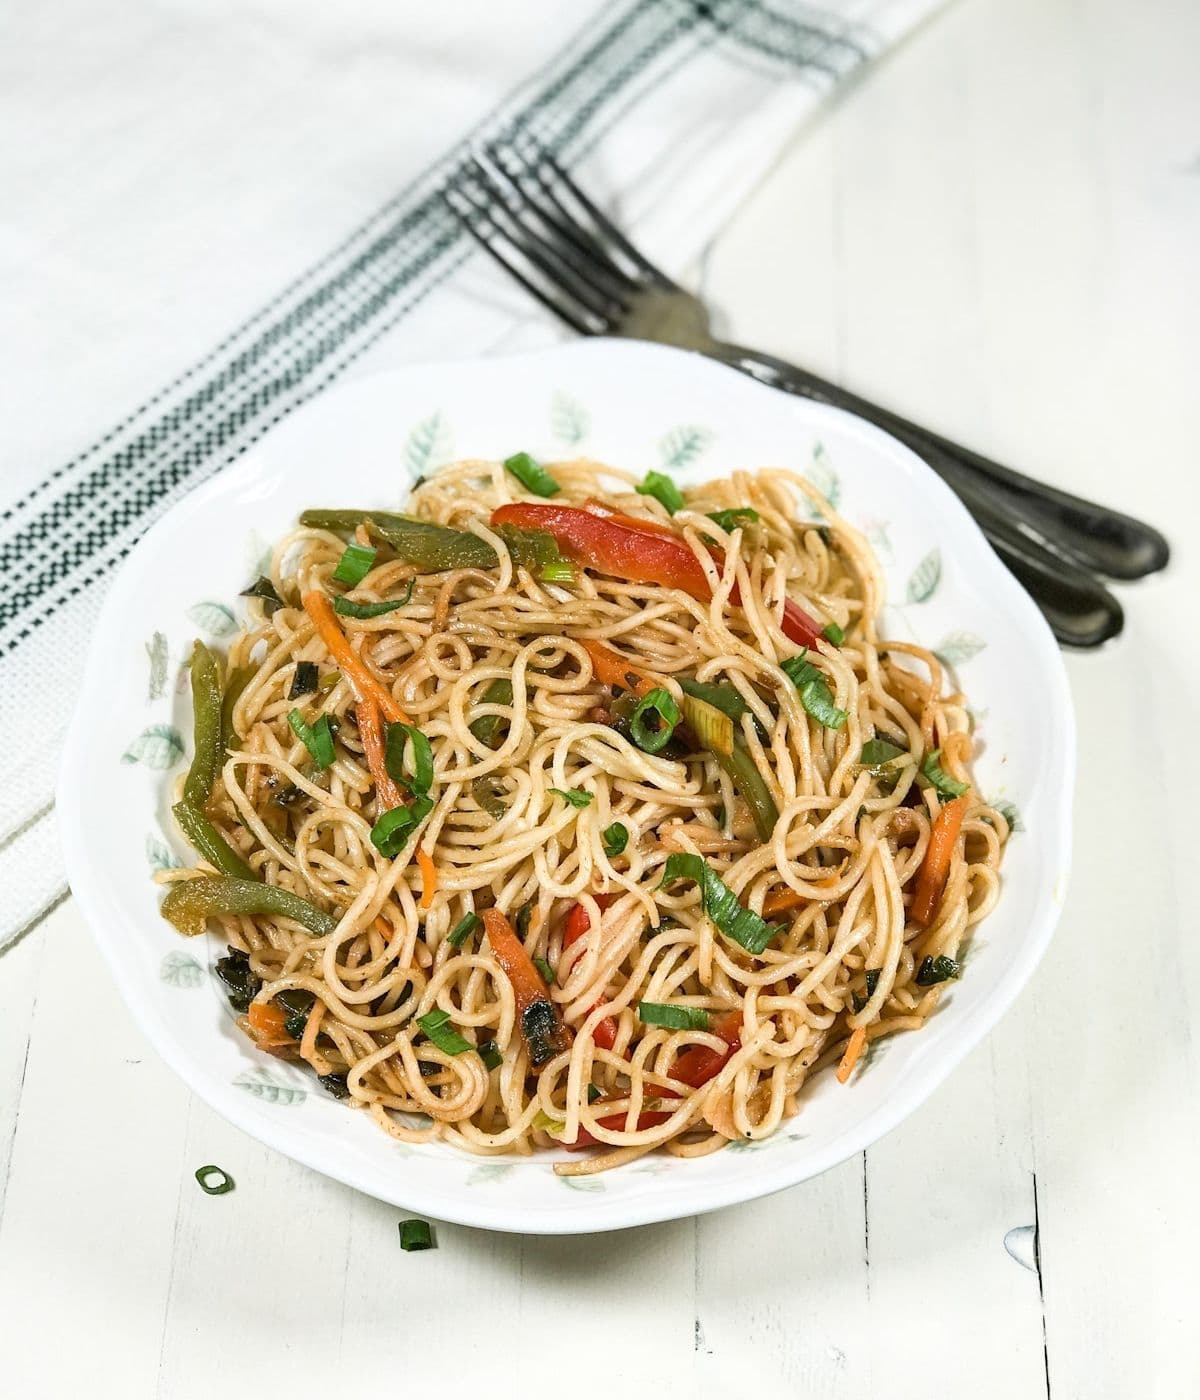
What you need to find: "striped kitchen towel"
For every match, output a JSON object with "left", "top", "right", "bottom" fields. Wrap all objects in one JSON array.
[{"left": 0, "top": 0, "right": 944, "bottom": 947}]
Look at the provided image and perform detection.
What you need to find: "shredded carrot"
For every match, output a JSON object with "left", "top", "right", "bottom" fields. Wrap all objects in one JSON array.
[
  {"left": 580, "top": 639, "right": 661, "bottom": 698},
  {"left": 481, "top": 907, "right": 570, "bottom": 1067},
  {"left": 303, "top": 590, "right": 411, "bottom": 724},
  {"left": 910, "top": 795, "right": 970, "bottom": 928},
  {"left": 763, "top": 888, "right": 806, "bottom": 918},
  {"left": 417, "top": 847, "right": 438, "bottom": 909},
  {"left": 356, "top": 695, "right": 405, "bottom": 809},
  {"left": 247, "top": 1000, "right": 287, "bottom": 1036},
  {"left": 836, "top": 1025, "right": 867, "bottom": 1084}
]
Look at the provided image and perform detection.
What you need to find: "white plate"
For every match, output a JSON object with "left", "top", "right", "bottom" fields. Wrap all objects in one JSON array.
[{"left": 58, "top": 340, "right": 1074, "bottom": 1234}]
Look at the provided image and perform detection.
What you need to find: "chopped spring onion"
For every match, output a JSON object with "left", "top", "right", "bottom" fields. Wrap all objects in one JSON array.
[
  {"left": 678, "top": 677, "right": 749, "bottom": 721},
  {"left": 194, "top": 1165, "right": 235, "bottom": 1196},
  {"left": 417, "top": 1008, "right": 473, "bottom": 1056},
  {"left": 822, "top": 621, "right": 846, "bottom": 646},
  {"left": 706, "top": 507, "right": 760, "bottom": 532},
  {"left": 860, "top": 737, "right": 907, "bottom": 767},
  {"left": 781, "top": 650, "right": 847, "bottom": 730},
  {"left": 370, "top": 795, "right": 434, "bottom": 857},
  {"left": 446, "top": 912, "right": 482, "bottom": 948},
  {"left": 288, "top": 660, "right": 319, "bottom": 699},
  {"left": 497, "top": 526, "right": 577, "bottom": 584},
  {"left": 602, "top": 822, "right": 629, "bottom": 857},
  {"left": 386, "top": 722, "right": 434, "bottom": 795},
  {"left": 548, "top": 787, "right": 592, "bottom": 808},
  {"left": 504, "top": 450, "right": 560, "bottom": 497},
  {"left": 533, "top": 956, "right": 556, "bottom": 986},
  {"left": 679, "top": 691, "right": 734, "bottom": 757},
  {"left": 288, "top": 709, "right": 336, "bottom": 769},
  {"left": 920, "top": 749, "right": 970, "bottom": 798},
  {"left": 332, "top": 541, "right": 377, "bottom": 586},
  {"left": 638, "top": 1001, "right": 710, "bottom": 1031},
  {"left": 658, "top": 852, "right": 781, "bottom": 956},
  {"left": 514, "top": 902, "right": 534, "bottom": 939},
  {"left": 469, "top": 678, "right": 514, "bottom": 749},
  {"left": 637, "top": 470, "right": 684, "bottom": 515},
  {"left": 333, "top": 589, "right": 410, "bottom": 619},
  {"left": 629, "top": 687, "right": 681, "bottom": 755},
  {"left": 478, "top": 1039, "right": 503, "bottom": 1071},
  {"left": 240, "top": 576, "right": 285, "bottom": 614},
  {"left": 852, "top": 968, "right": 881, "bottom": 1013},
  {"left": 398, "top": 1218, "right": 435, "bottom": 1251},
  {"left": 915, "top": 953, "right": 961, "bottom": 986},
  {"left": 587, "top": 1083, "right": 603, "bottom": 1103}
]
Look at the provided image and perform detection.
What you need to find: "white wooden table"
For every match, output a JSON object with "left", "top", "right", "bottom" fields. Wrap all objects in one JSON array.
[{"left": 3, "top": 2, "right": 1198, "bottom": 1394}]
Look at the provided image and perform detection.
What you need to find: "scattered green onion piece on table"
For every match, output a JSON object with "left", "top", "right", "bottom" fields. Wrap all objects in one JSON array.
[
  {"left": 194, "top": 1165, "right": 234, "bottom": 1196},
  {"left": 781, "top": 651, "right": 847, "bottom": 730},
  {"left": 637, "top": 470, "right": 684, "bottom": 515},
  {"left": 240, "top": 576, "right": 285, "bottom": 614},
  {"left": 288, "top": 709, "right": 336, "bottom": 769},
  {"left": 288, "top": 660, "right": 319, "bottom": 699},
  {"left": 638, "top": 1001, "right": 710, "bottom": 1031},
  {"left": 503, "top": 450, "right": 560, "bottom": 497},
  {"left": 417, "top": 1008, "right": 474, "bottom": 1056},
  {"left": 822, "top": 621, "right": 845, "bottom": 646},
  {"left": 548, "top": 787, "right": 592, "bottom": 808},
  {"left": 920, "top": 749, "right": 970, "bottom": 798},
  {"left": 658, "top": 852, "right": 781, "bottom": 956},
  {"left": 602, "top": 822, "right": 629, "bottom": 857},
  {"left": 399, "top": 1218, "right": 435, "bottom": 1251},
  {"left": 533, "top": 956, "right": 556, "bottom": 986},
  {"left": 915, "top": 954, "right": 961, "bottom": 986},
  {"left": 385, "top": 722, "right": 434, "bottom": 795},
  {"left": 370, "top": 796, "right": 434, "bottom": 858},
  {"left": 332, "top": 541, "right": 377, "bottom": 586},
  {"left": 161, "top": 877, "right": 337, "bottom": 937},
  {"left": 478, "top": 1040, "right": 503, "bottom": 1071},
  {"left": 678, "top": 678, "right": 749, "bottom": 721},
  {"left": 446, "top": 912, "right": 482, "bottom": 949},
  {"left": 172, "top": 800, "right": 256, "bottom": 881},
  {"left": 629, "top": 688, "right": 680, "bottom": 755},
  {"left": 469, "top": 678, "right": 514, "bottom": 750},
  {"left": 183, "top": 640, "right": 223, "bottom": 808},
  {"left": 333, "top": 594, "right": 408, "bottom": 619}
]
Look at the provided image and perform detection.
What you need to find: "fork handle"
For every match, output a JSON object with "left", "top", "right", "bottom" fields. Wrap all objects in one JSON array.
[{"left": 715, "top": 343, "right": 1169, "bottom": 581}]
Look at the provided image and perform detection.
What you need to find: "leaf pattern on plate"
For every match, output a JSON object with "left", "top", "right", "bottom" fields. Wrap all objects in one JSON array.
[
  {"left": 233, "top": 1070, "right": 307, "bottom": 1106},
  {"left": 245, "top": 529, "right": 273, "bottom": 579},
  {"left": 560, "top": 1174, "right": 605, "bottom": 1192},
  {"left": 906, "top": 548, "right": 942, "bottom": 604},
  {"left": 935, "top": 631, "right": 987, "bottom": 666},
  {"left": 187, "top": 601, "right": 237, "bottom": 636},
  {"left": 404, "top": 411, "right": 453, "bottom": 476},
  {"left": 467, "top": 1163, "right": 517, "bottom": 1185},
  {"left": 990, "top": 799, "right": 1023, "bottom": 833},
  {"left": 659, "top": 425, "right": 712, "bottom": 469},
  {"left": 145, "top": 832, "right": 181, "bottom": 871},
  {"left": 806, "top": 441, "right": 840, "bottom": 510},
  {"left": 858, "top": 518, "right": 893, "bottom": 562},
  {"left": 1004, "top": 1224, "right": 1037, "bottom": 1271},
  {"left": 122, "top": 724, "right": 184, "bottom": 769},
  {"left": 145, "top": 632, "right": 169, "bottom": 701},
  {"left": 160, "top": 950, "right": 203, "bottom": 988},
  {"left": 550, "top": 391, "right": 589, "bottom": 447}
]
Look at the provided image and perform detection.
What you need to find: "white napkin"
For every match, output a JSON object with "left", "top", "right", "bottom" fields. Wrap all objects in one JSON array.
[{"left": 0, "top": 0, "right": 944, "bottom": 946}]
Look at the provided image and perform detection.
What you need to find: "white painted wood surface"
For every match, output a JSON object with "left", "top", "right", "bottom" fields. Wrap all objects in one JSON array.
[{"left": 3, "top": 0, "right": 1198, "bottom": 1394}]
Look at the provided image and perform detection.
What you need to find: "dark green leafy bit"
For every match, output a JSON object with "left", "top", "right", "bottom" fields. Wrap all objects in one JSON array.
[
  {"left": 521, "top": 1000, "right": 563, "bottom": 1068},
  {"left": 916, "top": 954, "right": 961, "bottom": 986},
  {"left": 658, "top": 852, "right": 781, "bottom": 956},
  {"left": 706, "top": 507, "right": 760, "bottom": 532},
  {"left": 533, "top": 956, "right": 556, "bottom": 986},
  {"left": 629, "top": 688, "right": 681, "bottom": 754},
  {"left": 275, "top": 988, "right": 315, "bottom": 1040},
  {"left": 602, "top": 822, "right": 629, "bottom": 857},
  {"left": 318, "top": 1072, "right": 350, "bottom": 1099},
  {"left": 240, "top": 576, "right": 285, "bottom": 614},
  {"left": 587, "top": 1083, "right": 603, "bottom": 1103},
  {"left": 194, "top": 1165, "right": 234, "bottom": 1196},
  {"left": 446, "top": 912, "right": 482, "bottom": 948},
  {"left": 503, "top": 450, "right": 560, "bottom": 497},
  {"left": 860, "top": 737, "right": 907, "bottom": 767},
  {"left": 821, "top": 621, "right": 845, "bottom": 646},
  {"left": 399, "top": 1218, "right": 435, "bottom": 1251},
  {"left": 637, "top": 470, "right": 684, "bottom": 515},
  {"left": 215, "top": 945, "right": 260, "bottom": 1012},
  {"left": 288, "top": 660, "right": 319, "bottom": 699},
  {"left": 417, "top": 1008, "right": 474, "bottom": 1055},
  {"left": 472, "top": 775, "right": 508, "bottom": 820},
  {"left": 920, "top": 749, "right": 969, "bottom": 799},
  {"left": 514, "top": 902, "right": 534, "bottom": 940},
  {"left": 386, "top": 723, "right": 434, "bottom": 795},
  {"left": 288, "top": 709, "right": 336, "bottom": 769},
  {"left": 638, "top": 1001, "right": 710, "bottom": 1031},
  {"left": 332, "top": 541, "right": 377, "bottom": 586},
  {"left": 469, "top": 678, "right": 514, "bottom": 750},
  {"left": 370, "top": 795, "right": 434, "bottom": 857},
  {"left": 852, "top": 968, "right": 881, "bottom": 1013},
  {"left": 333, "top": 593, "right": 409, "bottom": 619},
  {"left": 548, "top": 787, "right": 592, "bottom": 808},
  {"left": 781, "top": 651, "right": 847, "bottom": 730},
  {"left": 478, "top": 1040, "right": 503, "bottom": 1071}
]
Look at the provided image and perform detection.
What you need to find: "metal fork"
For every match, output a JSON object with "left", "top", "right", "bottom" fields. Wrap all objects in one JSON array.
[{"left": 443, "top": 142, "right": 1170, "bottom": 648}]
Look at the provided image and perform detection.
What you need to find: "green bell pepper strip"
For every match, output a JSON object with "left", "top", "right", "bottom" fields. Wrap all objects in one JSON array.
[
  {"left": 172, "top": 801, "right": 257, "bottom": 881},
  {"left": 300, "top": 511, "right": 497, "bottom": 572},
  {"left": 712, "top": 739, "right": 779, "bottom": 842},
  {"left": 161, "top": 877, "right": 337, "bottom": 937},
  {"left": 219, "top": 664, "right": 255, "bottom": 755},
  {"left": 469, "top": 678, "right": 514, "bottom": 749},
  {"left": 182, "top": 641, "right": 223, "bottom": 808}
]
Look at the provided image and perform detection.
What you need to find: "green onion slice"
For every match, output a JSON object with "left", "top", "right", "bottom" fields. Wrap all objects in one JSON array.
[
  {"left": 548, "top": 787, "right": 592, "bottom": 808},
  {"left": 288, "top": 709, "right": 336, "bottom": 769},
  {"left": 399, "top": 1218, "right": 435, "bottom": 1251},
  {"left": 332, "top": 541, "right": 377, "bottom": 586},
  {"left": 478, "top": 1040, "right": 503, "bottom": 1071},
  {"left": 602, "top": 822, "right": 629, "bottom": 857},
  {"left": 822, "top": 621, "right": 845, "bottom": 646},
  {"left": 860, "top": 737, "right": 907, "bottom": 767},
  {"left": 446, "top": 912, "right": 481, "bottom": 948},
  {"left": 333, "top": 594, "right": 408, "bottom": 619},
  {"left": 706, "top": 507, "right": 760, "bottom": 532},
  {"left": 658, "top": 852, "right": 781, "bottom": 956},
  {"left": 503, "top": 450, "right": 560, "bottom": 497},
  {"left": 629, "top": 687, "right": 681, "bottom": 754},
  {"left": 637, "top": 470, "right": 684, "bottom": 515},
  {"left": 638, "top": 1001, "right": 710, "bottom": 1031},
  {"left": 781, "top": 651, "right": 847, "bottom": 730},
  {"left": 385, "top": 722, "right": 434, "bottom": 795},
  {"left": 915, "top": 954, "right": 961, "bottom": 986},
  {"left": 417, "top": 1008, "right": 473, "bottom": 1055},
  {"left": 240, "top": 576, "right": 285, "bottom": 614},
  {"left": 288, "top": 660, "right": 319, "bottom": 699},
  {"left": 370, "top": 795, "right": 434, "bottom": 857},
  {"left": 533, "top": 956, "right": 556, "bottom": 986},
  {"left": 194, "top": 1165, "right": 235, "bottom": 1196},
  {"left": 497, "top": 526, "right": 577, "bottom": 584},
  {"left": 920, "top": 749, "right": 969, "bottom": 798}
]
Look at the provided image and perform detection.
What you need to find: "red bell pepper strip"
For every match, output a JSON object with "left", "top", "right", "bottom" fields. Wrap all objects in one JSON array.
[
  {"left": 561, "top": 895, "right": 617, "bottom": 1051},
  {"left": 490, "top": 502, "right": 823, "bottom": 648}
]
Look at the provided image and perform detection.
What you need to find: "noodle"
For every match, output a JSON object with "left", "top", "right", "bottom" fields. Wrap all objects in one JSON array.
[{"left": 163, "top": 458, "right": 1006, "bottom": 1171}]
